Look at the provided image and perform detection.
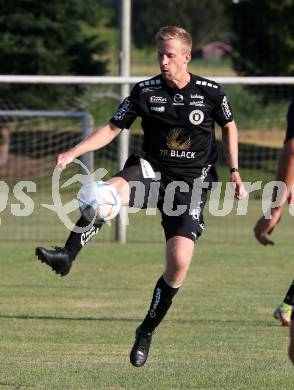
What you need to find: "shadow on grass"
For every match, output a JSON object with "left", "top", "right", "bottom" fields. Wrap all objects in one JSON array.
[
  {"left": 0, "top": 314, "right": 139, "bottom": 322},
  {"left": 0, "top": 314, "right": 277, "bottom": 327}
]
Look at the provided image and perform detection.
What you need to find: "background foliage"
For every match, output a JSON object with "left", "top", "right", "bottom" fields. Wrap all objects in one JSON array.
[
  {"left": 0, "top": 0, "right": 293, "bottom": 109},
  {"left": 0, "top": 0, "right": 109, "bottom": 109}
]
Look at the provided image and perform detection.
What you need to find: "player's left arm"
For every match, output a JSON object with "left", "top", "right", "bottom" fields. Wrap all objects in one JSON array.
[{"left": 221, "top": 120, "right": 247, "bottom": 200}]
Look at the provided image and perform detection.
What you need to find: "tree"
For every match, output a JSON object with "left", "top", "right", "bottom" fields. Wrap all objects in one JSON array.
[
  {"left": 0, "top": 0, "right": 109, "bottom": 109},
  {"left": 227, "top": 0, "right": 294, "bottom": 77},
  {"left": 132, "top": 0, "right": 229, "bottom": 51}
]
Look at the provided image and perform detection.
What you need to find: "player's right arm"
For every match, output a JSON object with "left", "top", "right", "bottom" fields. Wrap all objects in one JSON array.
[
  {"left": 254, "top": 138, "right": 294, "bottom": 245},
  {"left": 254, "top": 101, "right": 294, "bottom": 245},
  {"left": 57, "top": 122, "right": 122, "bottom": 170},
  {"left": 57, "top": 82, "right": 144, "bottom": 170}
]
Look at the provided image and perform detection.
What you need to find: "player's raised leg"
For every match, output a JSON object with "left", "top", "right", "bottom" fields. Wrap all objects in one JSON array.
[{"left": 35, "top": 177, "right": 129, "bottom": 276}]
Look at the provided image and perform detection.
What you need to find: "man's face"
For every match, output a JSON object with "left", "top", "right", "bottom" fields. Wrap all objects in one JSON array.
[{"left": 157, "top": 39, "right": 191, "bottom": 82}]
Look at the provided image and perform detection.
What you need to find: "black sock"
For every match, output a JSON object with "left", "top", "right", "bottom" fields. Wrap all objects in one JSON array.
[
  {"left": 64, "top": 215, "right": 103, "bottom": 260},
  {"left": 284, "top": 280, "right": 294, "bottom": 305},
  {"left": 140, "top": 275, "right": 179, "bottom": 333}
]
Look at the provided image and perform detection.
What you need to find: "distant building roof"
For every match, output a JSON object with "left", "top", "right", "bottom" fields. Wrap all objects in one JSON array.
[{"left": 200, "top": 41, "right": 232, "bottom": 59}]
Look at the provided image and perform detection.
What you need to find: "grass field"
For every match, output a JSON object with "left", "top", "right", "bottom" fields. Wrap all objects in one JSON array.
[{"left": 1, "top": 200, "right": 294, "bottom": 389}]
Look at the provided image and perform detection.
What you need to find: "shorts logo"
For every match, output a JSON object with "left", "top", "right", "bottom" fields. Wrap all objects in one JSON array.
[
  {"left": 190, "top": 208, "right": 201, "bottom": 221},
  {"left": 189, "top": 110, "right": 204, "bottom": 125},
  {"left": 140, "top": 158, "right": 156, "bottom": 179}
]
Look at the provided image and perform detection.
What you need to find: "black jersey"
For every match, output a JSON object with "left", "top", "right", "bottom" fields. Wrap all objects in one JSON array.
[
  {"left": 110, "top": 73, "right": 234, "bottom": 181},
  {"left": 285, "top": 101, "right": 294, "bottom": 143}
]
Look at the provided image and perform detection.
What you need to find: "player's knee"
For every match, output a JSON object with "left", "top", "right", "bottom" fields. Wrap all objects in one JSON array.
[
  {"left": 166, "top": 257, "right": 190, "bottom": 284},
  {"left": 174, "top": 258, "right": 189, "bottom": 273}
]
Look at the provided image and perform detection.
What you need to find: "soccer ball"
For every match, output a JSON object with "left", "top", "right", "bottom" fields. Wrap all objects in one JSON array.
[{"left": 77, "top": 181, "right": 121, "bottom": 224}]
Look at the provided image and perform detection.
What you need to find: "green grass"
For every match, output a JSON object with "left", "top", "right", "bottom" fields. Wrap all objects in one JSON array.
[{"left": 1, "top": 201, "right": 294, "bottom": 388}]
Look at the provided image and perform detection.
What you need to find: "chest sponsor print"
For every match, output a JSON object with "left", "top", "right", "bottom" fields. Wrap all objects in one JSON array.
[
  {"left": 160, "top": 128, "right": 196, "bottom": 159},
  {"left": 149, "top": 96, "right": 167, "bottom": 104},
  {"left": 150, "top": 106, "right": 165, "bottom": 112}
]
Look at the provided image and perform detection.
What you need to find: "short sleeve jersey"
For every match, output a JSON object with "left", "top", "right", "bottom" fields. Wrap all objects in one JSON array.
[
  {"left": 285, "top": 101, "right": 294, "bottom": 143},
  {"left": 110, "top": 73, "right": 234, "bottom": 181}
]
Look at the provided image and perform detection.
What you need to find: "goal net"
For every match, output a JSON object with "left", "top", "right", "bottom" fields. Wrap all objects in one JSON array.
[{"left": 0, "top": 77, "right": 293, "bottom": 243}]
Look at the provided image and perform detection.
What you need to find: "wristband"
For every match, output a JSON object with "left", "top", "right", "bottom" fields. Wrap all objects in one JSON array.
[{"left": 230, "top": 167, "right": 239, "bottom": 173}]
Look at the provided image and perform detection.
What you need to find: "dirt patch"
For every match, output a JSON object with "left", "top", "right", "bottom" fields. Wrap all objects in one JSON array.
[
  {"left": 0, "top": 154, "right": 54, "bottom": 179},
  {"left": 215, "top": 128, "right": 284, "bottom": 148}
]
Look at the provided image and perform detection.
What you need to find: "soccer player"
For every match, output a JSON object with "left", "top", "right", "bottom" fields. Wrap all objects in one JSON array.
[
  {"left": 36, "top": 26, "right": 246, "bottom": 367},
  {"left": 254, "top": 100, "right": 294, "bottom": 362}
]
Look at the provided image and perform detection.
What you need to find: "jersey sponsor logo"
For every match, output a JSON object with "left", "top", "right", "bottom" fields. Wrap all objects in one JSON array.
[
  {"left": 160, "top": 149, "right": 196, "bottom": 158},
  {"left": 195, "top": 80, "right": 218, "bottom": 89},
  {"left": 189, "top": 110, "right": 204, "bottom": 125},
  {"left": 150, "top": 95, "right": 167, "bottom": 103},
  {"left": 167, "top": 128, "right": 191, "bottom": 150},
  {"left": 113, "top": 98, "right": 132, "bottom": 121},
  {"left": 189, "top": 100, "right": 205, "bottom": 107},
  {"left": 170, "top": 150, "right": 196, "bottom": 158},
  {"left": 190, "top": 94, "right": 204, "bottom": 99},
  {"left": 163, "top": 128, "right": 196, "bottom": 159},
  {"left": 221, "top": 96, "right": 232, "bottom": 119},
  {"left": 173, "top": 93, "right": 184, "bottom": 105},
  {"left": 150, "top": 106, "right": 165, "bottom": 112}
]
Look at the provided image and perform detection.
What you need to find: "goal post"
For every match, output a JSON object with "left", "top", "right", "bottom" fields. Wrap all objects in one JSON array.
[{"left": 0, "top": 110, "right": 94, "bottom": 172}]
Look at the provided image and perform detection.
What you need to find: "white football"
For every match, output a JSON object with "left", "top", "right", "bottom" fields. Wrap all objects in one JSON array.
[{"left": 77, "top": 181, "right": 121, "bottom": 223}]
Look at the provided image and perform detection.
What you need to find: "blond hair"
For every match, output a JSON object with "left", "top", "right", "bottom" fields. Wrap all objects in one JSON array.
[{"left": 155, "top": 26, "right": 192, "bottom": 54}]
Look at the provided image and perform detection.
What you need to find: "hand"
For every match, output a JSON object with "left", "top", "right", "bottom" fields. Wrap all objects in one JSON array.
[
  {"left": 230, "top": 172, "right": 248, "bottom": 200},
  {"left": 56, "top": 151, "right": 75, "bottom": 171},
  {"left": 254, "top": 208, "right": 282, "bottom": 246}
]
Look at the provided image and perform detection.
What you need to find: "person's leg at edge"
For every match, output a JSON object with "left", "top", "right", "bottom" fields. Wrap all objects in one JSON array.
[
  {"left": 289, "top": 316, "right": 294, "bottom": 364},
  {"left": 273, "top": 280, "right": 294, "bottom": 326},
  {"left": 130, "top": 235, "right": 195, "bottom": 367},
  {"left": 35, "top": 177, "right": 130, "bottom": 276}
]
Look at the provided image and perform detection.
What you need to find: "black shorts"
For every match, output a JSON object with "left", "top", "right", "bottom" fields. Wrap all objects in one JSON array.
[{"left": 114, "top": 154, "right": 208, "bottom": 242}]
